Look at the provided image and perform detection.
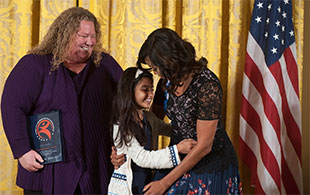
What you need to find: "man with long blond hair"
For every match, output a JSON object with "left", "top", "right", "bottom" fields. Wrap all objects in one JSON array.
[{"left": 1, "top": 7, "right": 122, "bottom": 194}]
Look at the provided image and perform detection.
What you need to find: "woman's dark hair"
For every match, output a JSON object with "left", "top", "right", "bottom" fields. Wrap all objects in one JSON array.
[
  {"left": 137, "top": 28, "right": 207, "bottom": 93},
  {"left": 111, "top": 67, "right": 153, "bottom": 147}
]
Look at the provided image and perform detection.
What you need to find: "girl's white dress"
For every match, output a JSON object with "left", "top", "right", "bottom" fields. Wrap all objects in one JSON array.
[{"left": 108, "top": 124, "right": 181, "bottom": 195}]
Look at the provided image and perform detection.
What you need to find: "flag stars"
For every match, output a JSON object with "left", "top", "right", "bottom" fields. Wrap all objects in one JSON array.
[
  {"left": 257, "top": 2, "right": 263, "bottom": 9},
  {"left": 271, "top": 47, "right": 278, "bottom": 54},
  {"left": 250, "top": 1, "right": 294, "bottom": 60},
  {"left": 268, "top": 4, "right": 272, "bottom": 10},
  {"left": 282, "top": 26, "right": 285, "bottom": 32},
  {"left": 255, "top": 16, "right": 262, "bottom": 23},
  {"left": 242, "top": 0, "right": 301, "bottom": 188},
  {"left": 273, "top": 34, "right": 279, "bottom": 40}
]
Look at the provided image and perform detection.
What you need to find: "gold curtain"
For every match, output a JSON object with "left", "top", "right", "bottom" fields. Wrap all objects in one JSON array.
[
  {"left": 0, "top": 1, "right": 32, "bottom": 193},
  {"left": 0, "top": 0, "right": 304, "bottom": 194}
]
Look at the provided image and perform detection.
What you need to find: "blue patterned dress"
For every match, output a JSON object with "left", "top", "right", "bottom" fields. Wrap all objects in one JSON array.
[
  {"left": 131, "top": 116, "right": 153, "bottom": 194},
  {"left": 163, "top": 67, "right": 242, "bottom": 195}
]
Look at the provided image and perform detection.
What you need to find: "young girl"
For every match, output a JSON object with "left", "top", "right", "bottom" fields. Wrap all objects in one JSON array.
[{"left": 108, "top": 67, "right": 196, "bottom": 195}]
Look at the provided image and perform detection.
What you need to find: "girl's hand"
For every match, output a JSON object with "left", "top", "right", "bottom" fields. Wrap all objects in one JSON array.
[
  {"left": 143, "top": 180, "right": 168, "bottom": 195},
  {"left": 176, "top": 138, "right": 197, "bottom": 154}
]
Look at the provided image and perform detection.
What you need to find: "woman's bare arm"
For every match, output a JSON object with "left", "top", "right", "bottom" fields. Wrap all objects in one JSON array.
[{"left": 143, "top": 119, "right": 218, "bottom": 194}]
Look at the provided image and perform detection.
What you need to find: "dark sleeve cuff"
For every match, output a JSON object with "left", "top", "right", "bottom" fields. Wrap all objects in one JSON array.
[{"left": 9, "top": 137, "right": 31, "bottom": 159}]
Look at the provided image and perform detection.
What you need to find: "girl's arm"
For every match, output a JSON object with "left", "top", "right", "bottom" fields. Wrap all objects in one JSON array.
[
  {"left": 143, "top": 119, "right": 217, "bottom": 194},
  {"left": 113, "top": 125, "right": 196, "bottom": 169}
]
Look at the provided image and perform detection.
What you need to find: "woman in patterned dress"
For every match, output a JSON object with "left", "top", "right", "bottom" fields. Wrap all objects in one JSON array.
[{"left": 137, "top": 28, "right": 243, "bottom": 195}]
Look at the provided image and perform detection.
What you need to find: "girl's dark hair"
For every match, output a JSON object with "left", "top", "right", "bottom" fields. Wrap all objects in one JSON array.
[
  {"left": 137, "top": 28, "right": 207, "bottom": 93},
  {"left": 111, "top": 67, "right": 153, "bottom": 147}
]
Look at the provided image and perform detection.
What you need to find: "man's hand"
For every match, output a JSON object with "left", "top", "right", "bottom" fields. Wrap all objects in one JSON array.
[
  {"left": 110, "top": 146, "right": 126, "bottom": 169},
  {"left": 176, "top": 138, "right": 197, "bottom": 154},
  {"left": 18, "top": 150, "right": 44, "bottom": 172}
]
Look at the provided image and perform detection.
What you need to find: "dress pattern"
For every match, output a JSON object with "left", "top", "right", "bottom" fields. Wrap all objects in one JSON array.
[{"left": 165, "top": 67, "right": 242, "bottom": 194}]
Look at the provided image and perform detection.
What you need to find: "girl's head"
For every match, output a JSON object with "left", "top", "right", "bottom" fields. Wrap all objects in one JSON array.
[
  {"left": 115, "top": 67, "right": 153, "bottom": 113},
  {"left": 112, "top": 67, "right": 153, "bottom": 147},
  {"left": 137, "top": 28, "right": 207, "bottom": 93}
]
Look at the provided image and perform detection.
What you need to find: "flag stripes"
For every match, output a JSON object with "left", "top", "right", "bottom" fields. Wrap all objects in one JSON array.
[{"left": 239, "top": 2, "right": 303, "bottom": 192}]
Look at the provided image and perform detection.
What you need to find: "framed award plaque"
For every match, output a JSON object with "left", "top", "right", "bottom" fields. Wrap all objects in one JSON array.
[{"left": 27, "top": 110, "right": 64, "bottom": 164}]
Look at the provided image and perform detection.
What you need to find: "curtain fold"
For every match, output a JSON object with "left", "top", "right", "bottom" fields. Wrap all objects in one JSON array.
[
  {"left": 0, "top": 1, "right": 33, "bottom": 194},
  {"left": 0, "top": 0, "right": 304, "bottom": 194},
  {"left": 38, "top": 0, "right": 76, "bottom": 40}
]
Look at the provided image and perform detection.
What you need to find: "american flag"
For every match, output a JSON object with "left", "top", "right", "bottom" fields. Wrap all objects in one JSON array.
[{"left": 239, "top": 0, "right": 302, "bottom": 194}]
